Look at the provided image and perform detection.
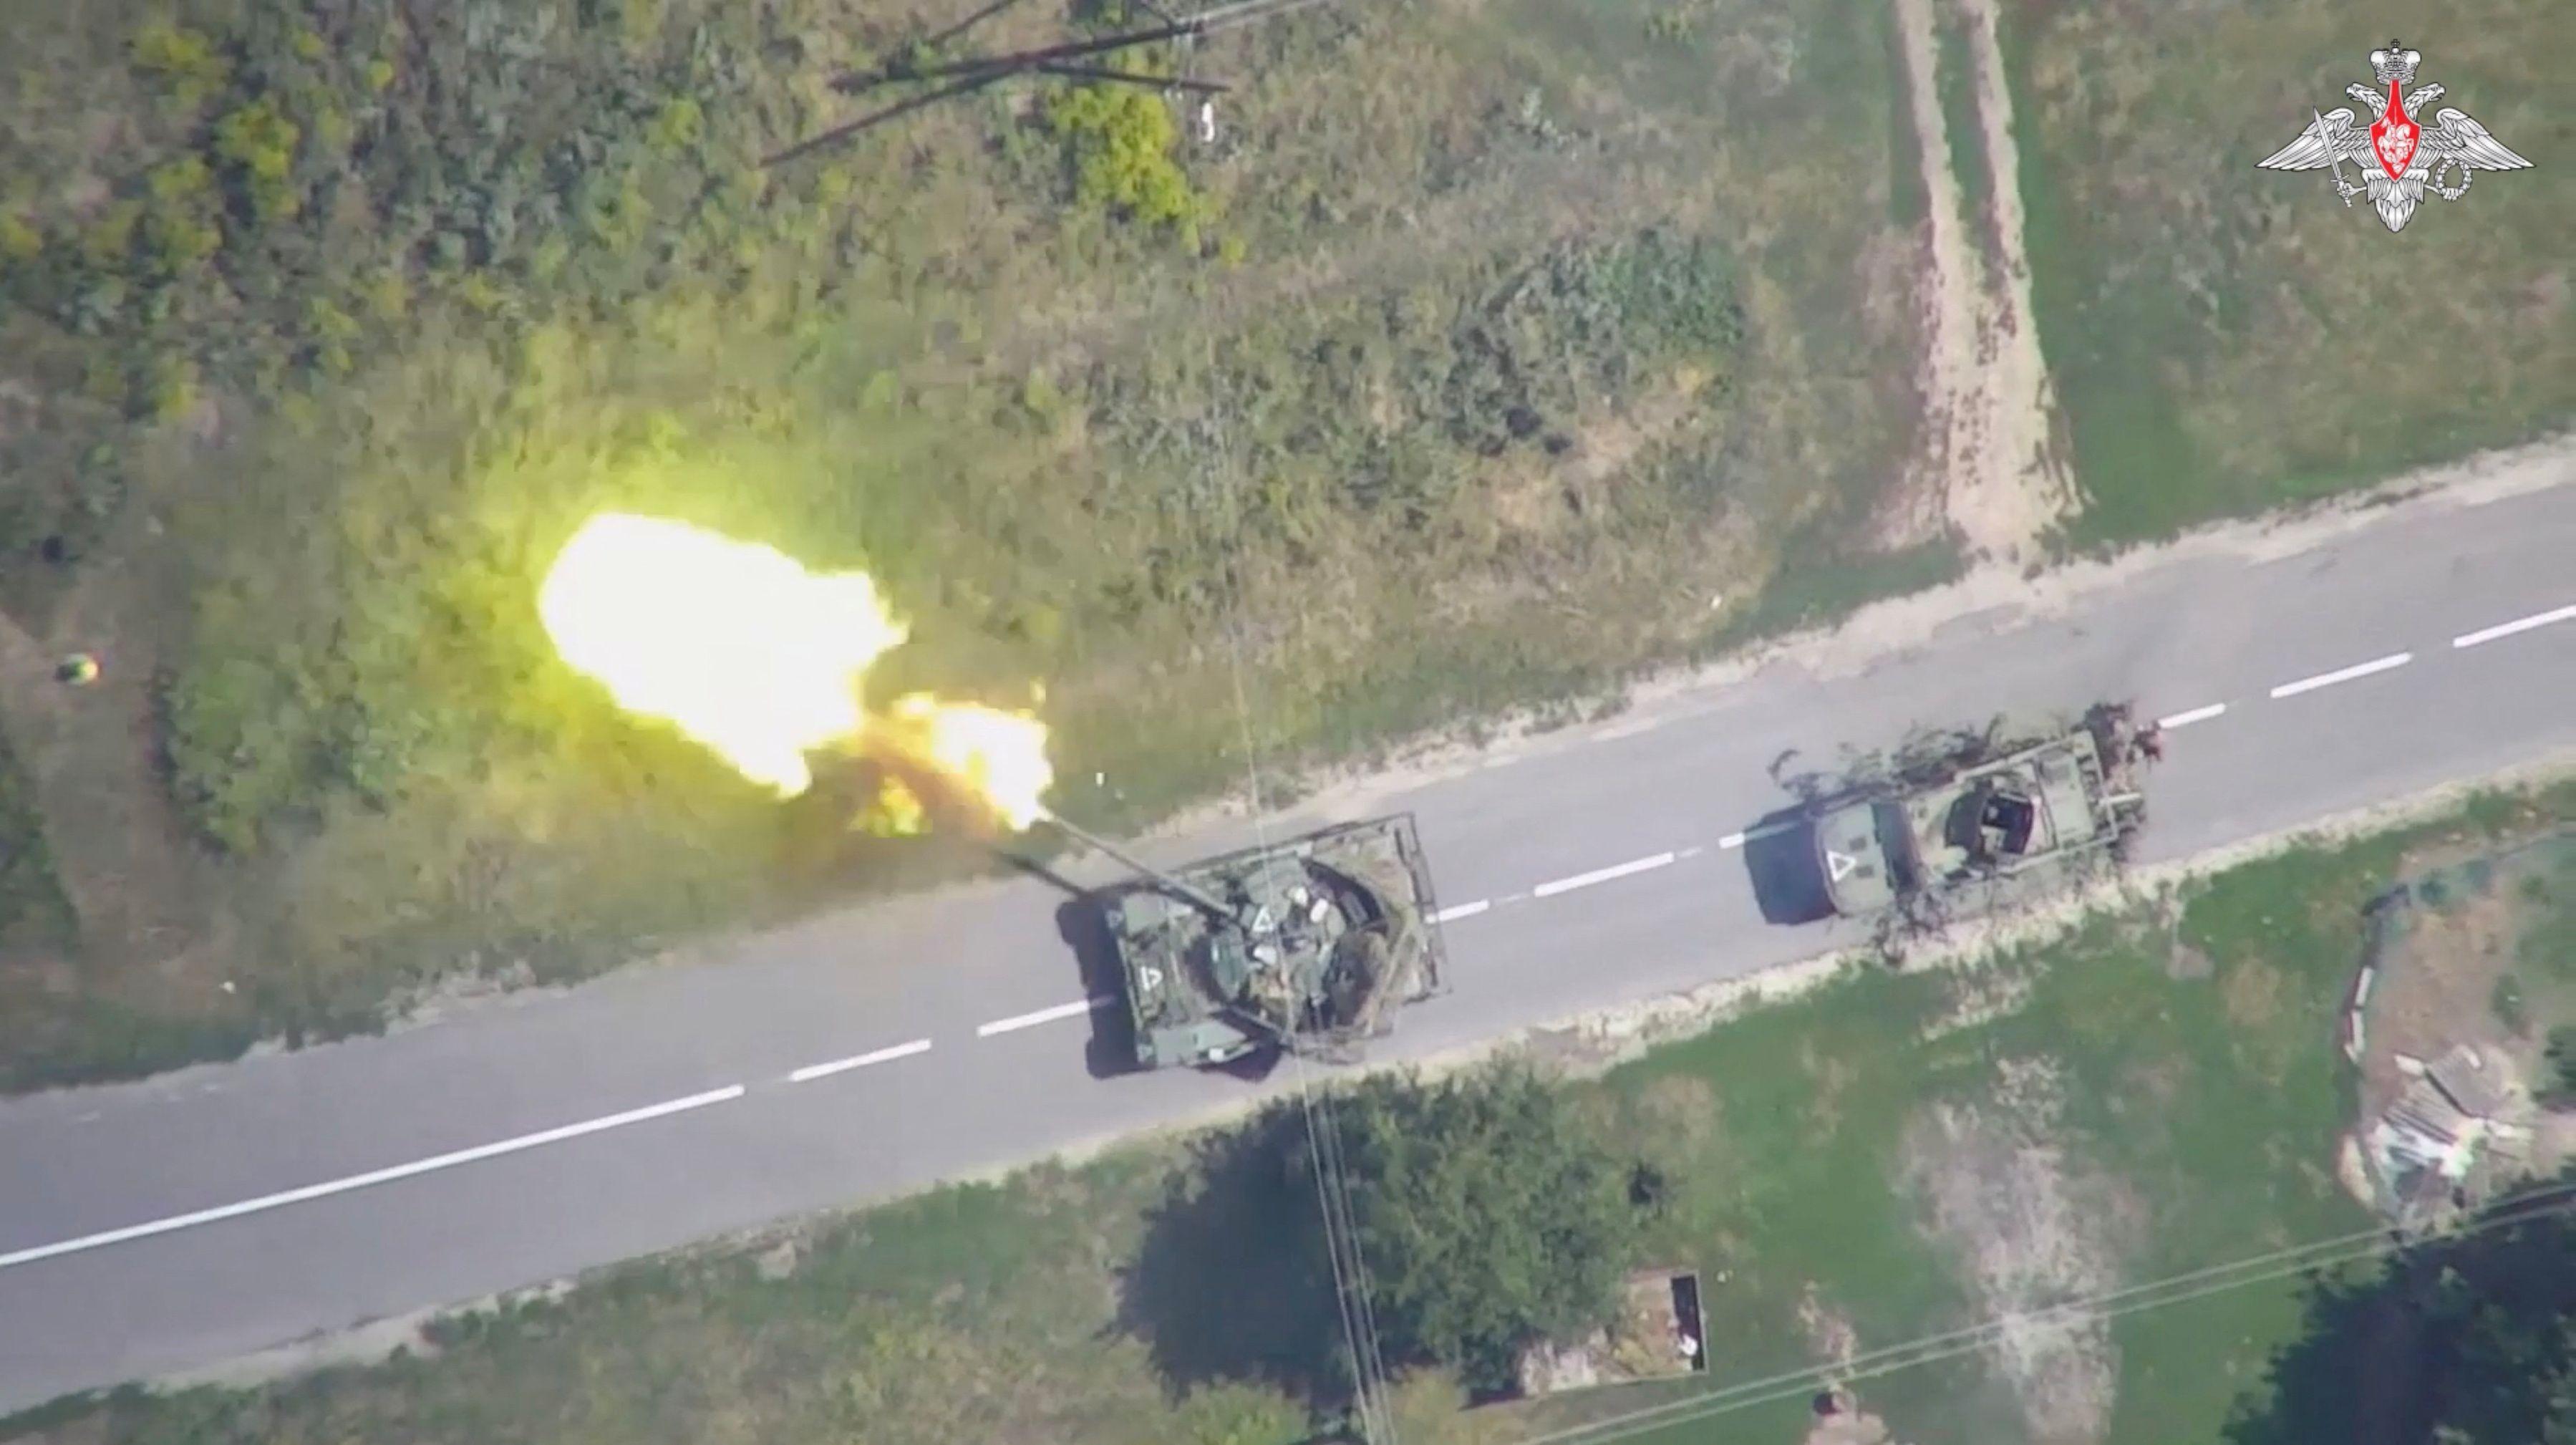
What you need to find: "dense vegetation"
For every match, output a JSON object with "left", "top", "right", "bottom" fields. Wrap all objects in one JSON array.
[
  {"left": 0, "top": 734, "right": 74, "bottom": 957},
  {"left": 1332, "top": 1066, "right": 1637, "bottom": 1391},
  {"left": 1133, "top": 1064, "right": 1641, "bottom": 1399}
]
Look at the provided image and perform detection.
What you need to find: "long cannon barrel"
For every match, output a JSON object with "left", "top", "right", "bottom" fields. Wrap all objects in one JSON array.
[{"left": 1035, "top": 807, "right": 1236, "bottom": 921}]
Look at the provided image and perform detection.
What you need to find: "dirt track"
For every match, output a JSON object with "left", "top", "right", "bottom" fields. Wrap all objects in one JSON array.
[{"left": 1888, "top": 0, "right": 2075, "bottom": 564}]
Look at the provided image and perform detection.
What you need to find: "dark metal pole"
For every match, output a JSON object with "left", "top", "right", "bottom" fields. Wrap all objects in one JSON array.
[
  {"left": 831, "top": 15, "right": 1206, "bottom": 91},
  {"left": 1030, "top": 62, "right": 1228, "bottom": 93},
  {"left": 762, "top": 70, "right": 1009, "bottom": 166}
]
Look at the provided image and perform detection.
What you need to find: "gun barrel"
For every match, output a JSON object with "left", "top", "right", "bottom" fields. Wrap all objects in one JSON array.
[{"left": 1036, "top": 807, "right": 1236, "bottom": 919}]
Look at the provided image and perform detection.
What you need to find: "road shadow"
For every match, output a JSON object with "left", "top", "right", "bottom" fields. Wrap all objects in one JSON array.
[
  {"left": 1740, "top": 806, "right": 1834, "bottom": 926},
  {"left": 1115, "top": 1101, "right": 1348, "bottom": 1406}
]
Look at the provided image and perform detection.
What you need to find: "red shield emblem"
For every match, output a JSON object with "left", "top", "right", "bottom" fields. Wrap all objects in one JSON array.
[{"left": 2370, "top": 82, "right": 2419, "bottom": 178}]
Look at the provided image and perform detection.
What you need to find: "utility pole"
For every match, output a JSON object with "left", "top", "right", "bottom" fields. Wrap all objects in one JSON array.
[{"left": 762, "top": 0, "right": 1332, "bottom": 167}]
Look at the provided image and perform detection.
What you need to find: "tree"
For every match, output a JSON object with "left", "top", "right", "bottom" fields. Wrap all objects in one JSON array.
[
  {"left": 2544, "top": 1025, "right": 2576, "bottom": 1107},
  {"left": 1124, "top": 1064, "right": 1644, "bottom": 1411},
  {"left": 2224, "top": 1177, "right": 2576, "bottom": 1445},
  {"left": 1045, "top": 81, "right": 1203, "bottom": 233},
  {"left": 1323, "top": 1063, "right": 1639, "bottom": 1393}
]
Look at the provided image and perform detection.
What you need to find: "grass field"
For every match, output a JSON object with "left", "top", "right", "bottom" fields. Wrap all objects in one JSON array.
[
  {"left": 2005, "top": 0, "right": 2575, "bottom": 547},
  {"left": 0, "top": 726, "right": 74, "bottom": 961},
  {"left": 0, "top": 0, "right": 1935, "bottom": 1086},
  {"left": 17, "top": 783, "right": 2569, "bottom": 1445},
  {"left": 1931, "top": 12, "right": 1997, "bottom": 286}
]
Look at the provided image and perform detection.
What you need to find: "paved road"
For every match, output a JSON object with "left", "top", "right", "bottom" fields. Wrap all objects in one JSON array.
[{"left": 2, "top": 469, "right": 2573, "bottom": 1408}]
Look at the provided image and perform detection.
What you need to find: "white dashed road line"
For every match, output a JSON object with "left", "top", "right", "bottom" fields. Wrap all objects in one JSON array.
[
  {"left": 2454, "top": 603, "right": 2576, "bottom": 650},
  {"left": 785, "top": 1038, "right": 932, "bottom": 1083},
  {"left": 1717, "top": 831, "right": 1748, "bottom": 850},
  {"left": 0, "top": 1085, "right": 749, "bottom": 1272},
  {"left": 2269, "top": 651, "right": 2412, "bottom": 700},
  {"left": 2156, "top": 702, "right": 2228, "bottom": 729},
  {"left": 1531, "top": 851, "right": 1678, "bottom": 899},
  {"left": 977, "top": 997, "right": 1114, "bottom": 1038},
  {"left": 1432, "top": 900, "right": 1491, "bottom": 924}
]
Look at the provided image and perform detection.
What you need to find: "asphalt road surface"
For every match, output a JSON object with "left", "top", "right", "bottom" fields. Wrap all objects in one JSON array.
[{"left": 3, "top": 470, "right": 2573, "bottom": 1410}]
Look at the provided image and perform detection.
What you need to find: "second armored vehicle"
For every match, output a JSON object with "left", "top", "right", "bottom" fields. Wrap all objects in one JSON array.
[{"left": 1808, "top": 706, "right": 2151, "bottom": 920}]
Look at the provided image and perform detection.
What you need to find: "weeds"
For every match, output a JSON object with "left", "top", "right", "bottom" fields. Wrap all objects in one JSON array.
[{"left": 0, "top": 728, "right": 74, "bottom": 957}]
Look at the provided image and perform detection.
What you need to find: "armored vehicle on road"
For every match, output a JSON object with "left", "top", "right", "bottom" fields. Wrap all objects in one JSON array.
[
  {"left": 1809, "top": 705, "right": 2151, "bottom": 921},
  {"left": 1078, "top": 814, "right": 1450, "bottom": 1071}
]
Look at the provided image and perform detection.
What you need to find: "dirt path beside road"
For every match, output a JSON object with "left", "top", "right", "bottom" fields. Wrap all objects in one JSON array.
[{"left": 1888, "top": 0, "right": 2076, "bottom": 565}]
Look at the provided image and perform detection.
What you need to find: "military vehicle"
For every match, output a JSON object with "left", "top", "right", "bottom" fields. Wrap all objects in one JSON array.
[
  {"left": 1056, "top": 812, "right": 1450, "bottom": 1071},
  {"left": 1808, "top": 705, "right": 2151, "bottom": 921}
]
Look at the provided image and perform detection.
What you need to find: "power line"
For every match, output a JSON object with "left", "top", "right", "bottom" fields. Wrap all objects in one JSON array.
[
  {"left": 1521, "top": 1181, "right": 2576, "bottom": 1445},
  {"left": 1200, "top": 389, "right": 1402, "bottom": 1445},
  {"left": 831, "top": 0, "right": 1320, "bottom": 90},
  {"left": 762, "top": 0, "right": 1335, "bottom": 166}
]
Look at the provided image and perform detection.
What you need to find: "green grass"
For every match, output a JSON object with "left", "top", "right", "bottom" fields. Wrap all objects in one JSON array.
[
  {"left": 2003, "top": 0, "right": 2576, "bottom": 548},
  {"left": 1705, "top": 529, "right": 1965, "bottom": 651},
  {"left": 0, "top": 0, "right": 1934, "bottom": 1083},
  {"left": 1932, "top": 16, "right": 1996, "bottom": 282},
  {"left": 2496, "top": 839, "right": 2576, "bottom": 1082},
  {"left": 1568, "top": 873, "right": 2373, "bottom": 1442},
  {"left": 2515, "top": 841, "right": 2576, "bottom": 984},
  {"left": 0, "top": 726, "right": 74, "bottom": 957},
  {"left": 19, "top": 785, "right": 2570, "bottom": 1445},
  {"left": 1881, "top": 4, "right": 1929, "bottom": 231}
]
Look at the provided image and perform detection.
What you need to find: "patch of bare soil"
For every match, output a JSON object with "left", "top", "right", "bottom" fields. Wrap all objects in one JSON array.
[
  {"left": 1481, "top": 367, "right": 1719, "bottom": 543},
  {"left": 1797, "top": 1282, "right": 1862, "bottom": 1371},
  {"left": 1632, "top": 1071, "right": 1725, "bottom": 1156},
  {"left": 1789, "top": 1294, "right": 1926, "bottom": 1441},
  {"left": 2537, "top": 1111, "right": 2576, "bottom": 1177},
  {"left": 1919, "top": 960, "right": 2036, "bottom": 1042},
  {"left": 2355, "top": 870, "right": 2527, "bottom": 1123},
  {"left": 2353, "top": 838, "right": 2576, "bottom": 1193},
  {"left": 0, "top": 513, "right": 236, "bottom": 1002},
  {"left": 2164, "top": 939, "right": 2215, "bottom": 981},
  {"left": 1902, "top": 1055, "right": 2126, "bottom": 1445},
  {"left": 1805, "top": 1405, "right": 1902, "bottom": 1445},
  {"left": 1882, "top": 0, "right": 2074, "bottom": 565}
]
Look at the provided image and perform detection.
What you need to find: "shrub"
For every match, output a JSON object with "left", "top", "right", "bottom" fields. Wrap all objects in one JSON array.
[
  {"left": 214, "top": 95, "right": 303, "bottom": 222},
  {"left": 1046, "top": 82, "right": 1202, "bottom": 231},
  {"left": 2546, "top": 1026, "right": 2576, "bottom": 1106},
  {"left": 130, "top": 20, "right": 231, "bottom": 107}
]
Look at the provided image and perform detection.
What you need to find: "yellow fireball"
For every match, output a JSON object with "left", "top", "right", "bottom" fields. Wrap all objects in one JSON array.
[{"left": 538, "top": 512, "right": 1055, "bottom": 830}]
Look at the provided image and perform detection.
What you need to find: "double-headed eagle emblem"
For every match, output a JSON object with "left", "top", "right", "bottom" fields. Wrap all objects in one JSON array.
[{"left": 2257, "top": 42, "right": 2531, "bottom": 232}]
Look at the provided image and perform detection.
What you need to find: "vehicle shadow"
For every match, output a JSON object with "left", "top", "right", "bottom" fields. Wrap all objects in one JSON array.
[
  {"left": 1051, "top": 894, "right": 1144, "bottom": 1081},
  {"left": 1740, "top": 806, "right": 1835, "bottom": 927}
]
